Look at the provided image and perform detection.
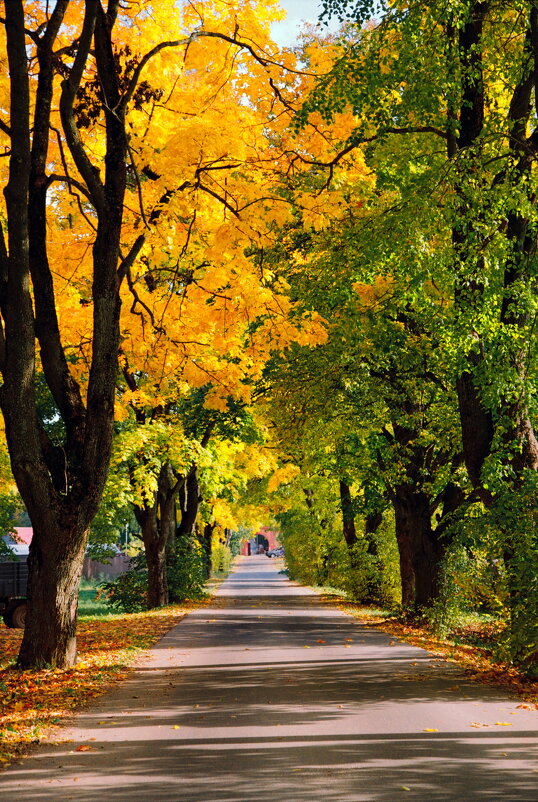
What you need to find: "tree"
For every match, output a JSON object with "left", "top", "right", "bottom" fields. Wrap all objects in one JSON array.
[
  {"left": 0, "top": 0, "right": 139, "bottom": 667},
  {"left": 302, "top": 0, "right": 538, "bottom": 659},
  {"left": 314, "top": 0, "right": 538, "bottom": 498},
  {"left": 0, "top": 0, "right": 312, "bottom": 667}
]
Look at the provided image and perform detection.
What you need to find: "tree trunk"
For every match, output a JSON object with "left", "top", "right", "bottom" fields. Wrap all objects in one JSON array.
[
  {"left": 200, "top": 522, "right": 215, "bottom": 579},
  {"left": 178, "top": 464, "right": 201, "bottom": 538},
  {"left": 135, "top": 507, "right": 169, "bottom": 608},
  {"left": 393, "top": 484, "right": 442, "bottom": 611},
  {"left": 339, "top": 479, "right": 357, "bottom": 550},
  {"left": 18, "top": 521, "right": 86, "bottom": 668},
  {"left": 135, "top": 462, "right": 183, "bottom": 608},
  {"left": 0, "top": 3, "right": 133, "bottom": 667},
  {"left": 364, "top": 511, "right": 382, "bottom": 556}
]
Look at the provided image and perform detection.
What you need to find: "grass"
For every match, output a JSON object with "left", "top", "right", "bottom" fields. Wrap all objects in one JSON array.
[{"left": 78, "top": 580, "right": 111, "bottom": 618}]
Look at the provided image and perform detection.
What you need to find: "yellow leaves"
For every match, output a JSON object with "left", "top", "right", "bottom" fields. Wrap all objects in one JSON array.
[
  {"left": 267, "top": 463, "right": 300, "bottom": 492},
  {"left": 203, "top": 391, "right": 230, "bottom": 413},
  {"left": 299, "top": 191, "right": 347, "bottom": 231},
  {"left": 353, "top": 276, "right": 396, "bottom": 308}
]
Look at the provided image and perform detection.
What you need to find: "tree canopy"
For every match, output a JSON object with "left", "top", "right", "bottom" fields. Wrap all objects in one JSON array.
[{"left": 1, "top": 0, "right": 538, "bottom": 673}]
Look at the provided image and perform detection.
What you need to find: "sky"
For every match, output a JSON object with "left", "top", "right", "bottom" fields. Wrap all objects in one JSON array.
[{"left": 271, "top": 0, "right": 331, "bottom": 47}]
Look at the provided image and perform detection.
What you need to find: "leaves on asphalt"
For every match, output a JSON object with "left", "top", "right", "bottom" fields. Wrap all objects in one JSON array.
[{"left": 0, "top": 602, "right": 202, "bottom": 766}]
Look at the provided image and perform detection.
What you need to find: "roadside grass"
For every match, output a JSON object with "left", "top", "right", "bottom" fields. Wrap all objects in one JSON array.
[
  {"left": 0, "top": 589, "right": 211, "bottom": 768},
  {"left": 78, "top": 579, "right": 112, "bottom": 618}
]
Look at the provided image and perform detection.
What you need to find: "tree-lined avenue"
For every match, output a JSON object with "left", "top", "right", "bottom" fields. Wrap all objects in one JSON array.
[{"left": 0, "top": 556, "right": 536, "bottom": 801}]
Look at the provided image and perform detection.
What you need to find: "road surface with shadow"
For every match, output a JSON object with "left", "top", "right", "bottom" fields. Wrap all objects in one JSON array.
[{"left": 0, "top": 555, "right": 536, "bottom": 801}]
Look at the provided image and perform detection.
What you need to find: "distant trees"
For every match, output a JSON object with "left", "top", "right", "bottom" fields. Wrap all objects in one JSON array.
[{"left": 260, "top": 0, "right": 538, "bottom": 669}]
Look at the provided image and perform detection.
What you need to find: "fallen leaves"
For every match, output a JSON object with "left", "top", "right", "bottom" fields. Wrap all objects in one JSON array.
[
  {"left": 0, "top": 601, "right": 203, "bottom": 768},
  {"left": 469, "top": 721, "right": 514, "bottom": 728},
  {"left": 333, "top": 601, "right": 538, "bottom": 706}
]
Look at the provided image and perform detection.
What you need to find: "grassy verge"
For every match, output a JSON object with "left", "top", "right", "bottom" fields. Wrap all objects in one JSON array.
[
  {"left": 322, "top": 594, "right": 538, "bottom": 705},
  {"left": 0, "top": 589, "right": 211, "bottom": 768}
]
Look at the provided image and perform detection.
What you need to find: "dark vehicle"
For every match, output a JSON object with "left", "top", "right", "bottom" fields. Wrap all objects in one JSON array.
[{"left": 0, "top": 558, "right": 28, "bottom": 628}]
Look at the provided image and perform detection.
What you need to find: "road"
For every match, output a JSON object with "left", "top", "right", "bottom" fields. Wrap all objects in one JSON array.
[{"left": 0, "top": 555, "right": 536, "bottom": 801}]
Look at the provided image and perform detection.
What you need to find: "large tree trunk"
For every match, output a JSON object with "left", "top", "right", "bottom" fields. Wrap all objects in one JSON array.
[
  {"left": 19, "top": 521, "right": 86, "bottom": 668},
  {"left": 393, "top": 484, "right": 443, "bottom": 611},
  {"left": 0, "top": 3, "right": 134, "bottom": 667}
]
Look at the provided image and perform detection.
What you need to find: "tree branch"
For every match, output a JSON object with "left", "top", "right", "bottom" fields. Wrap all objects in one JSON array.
[{"left": 59, "top": 1, "right": 105, "bottom": 215}]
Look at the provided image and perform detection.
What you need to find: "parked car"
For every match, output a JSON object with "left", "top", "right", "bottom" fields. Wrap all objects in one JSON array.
[{"left": 266, "top": 546, "right": 284, "bottom": 558}]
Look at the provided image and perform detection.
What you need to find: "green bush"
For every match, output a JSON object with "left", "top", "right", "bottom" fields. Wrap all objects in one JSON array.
[
  {"left": 100, "top": 554, "right": 148, "bottom": 613},
  {"left": 211, "top": 543, "right": 233, "bottom": 574},
  {"left": 278, "top": 505, "right": 400, "bottom": 607},
  {"left": 101, "top": 540, "right": 208, "bottom": 612},
  {"left": 167, "top": 539, "right": 207, "bottom": 602}
]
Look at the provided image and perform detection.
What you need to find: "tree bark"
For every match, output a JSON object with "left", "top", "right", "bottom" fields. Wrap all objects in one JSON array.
[
  {"left": 364, "top": 511, "right": 382, "bottom": 556},
  {"left": 135, "top": 507, "right": 168, "bottom": 608},
  {"left": 177, "top": 464, "right": 202, "bottom": 538},
  {"left": 339, "top": 479, "right": 357, "bottom": 550},
  {"left": 21, "top": 519, "right": 86, "bottom": 668},
  {"left": 200, "top": 522, "right": 215, "bottom": 579},
  {"left": 134, "top": 462, "right": 183, "bottom": 608},
  {"left": 393, "top": 484, "right": 443, "bottom": 610}
]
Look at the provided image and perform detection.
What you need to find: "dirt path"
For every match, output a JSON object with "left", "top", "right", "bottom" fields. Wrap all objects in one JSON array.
[{"left": 0, "top": 555, "right": 536, "bottom": 801}]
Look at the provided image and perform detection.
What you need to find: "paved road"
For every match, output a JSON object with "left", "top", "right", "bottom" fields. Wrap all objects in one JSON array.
[{"left": 0, "top": 556, "right": 537, "bottom": 801}]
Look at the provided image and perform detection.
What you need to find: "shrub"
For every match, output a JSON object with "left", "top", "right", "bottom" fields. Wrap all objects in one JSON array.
[
  {"left": 167, "top": 538, "right": 207, "bottom": 602},
  {"left": 211, "top": 543, "right": 233, "bottom": 574},
  {"left": 100, "top": 554, "right": 148, "bottom": 613}
]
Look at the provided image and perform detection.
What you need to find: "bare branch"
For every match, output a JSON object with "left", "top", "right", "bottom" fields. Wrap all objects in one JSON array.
[
  {"left": 197, "top": 181, "right": 240, "bottom": 217},
  {"left": 59, "top": 1, "right": 105, "bottom": 215}
]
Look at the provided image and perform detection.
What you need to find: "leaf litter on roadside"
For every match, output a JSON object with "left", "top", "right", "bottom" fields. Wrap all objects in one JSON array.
[{"left": 0, "top": 602, "right": 204, "bottom": 767}]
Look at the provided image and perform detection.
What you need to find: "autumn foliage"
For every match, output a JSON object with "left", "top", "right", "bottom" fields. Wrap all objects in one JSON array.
[{"left": 0, "top": 602, "right": 205, "bottom": 766}]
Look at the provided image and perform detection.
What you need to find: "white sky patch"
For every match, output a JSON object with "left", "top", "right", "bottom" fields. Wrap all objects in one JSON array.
[{"left": 271, "top": 0, "right": 334, "bottom": 47}]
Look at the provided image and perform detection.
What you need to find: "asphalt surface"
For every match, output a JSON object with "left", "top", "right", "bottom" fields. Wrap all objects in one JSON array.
[{"left": 0, "top": 555, "right": 537, "bottom": 801}]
